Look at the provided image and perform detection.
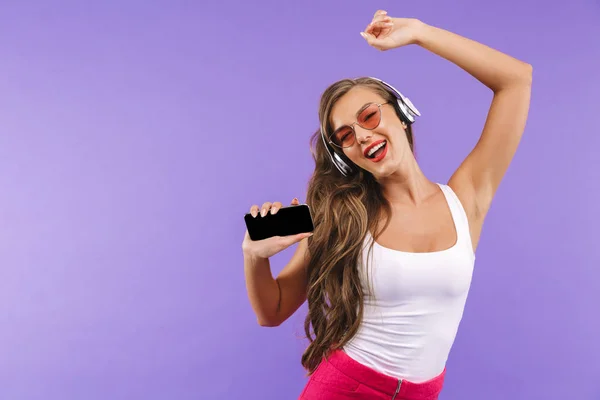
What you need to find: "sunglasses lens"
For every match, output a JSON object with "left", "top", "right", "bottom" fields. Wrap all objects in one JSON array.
[
  {"left": 358, "top": 103, "right": 381, "bottom": 130},
  {"left": 332, "top": 126, "right": 354, "bottom": 147},
  {"left": 329, "top": 104, "right": 382, "bottom": 148}
]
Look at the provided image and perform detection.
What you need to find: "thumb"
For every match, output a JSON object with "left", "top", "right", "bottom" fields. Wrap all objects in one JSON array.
[
  {"left": 360, "top": 31, "right": 385, "bottom": 51},
  {"left": 360, "top": 31, "right": 377, "bottom": 44},
  {"left": 282, "top": 232, "right": 313, "bottom": 247}
]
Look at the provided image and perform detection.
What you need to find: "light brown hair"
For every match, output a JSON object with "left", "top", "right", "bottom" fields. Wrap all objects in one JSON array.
[{"left": 301, "top": 77, "right": 415, "bottom": 373}]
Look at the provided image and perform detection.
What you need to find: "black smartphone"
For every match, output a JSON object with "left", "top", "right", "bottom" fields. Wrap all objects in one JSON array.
[{"left": 244, "top": 204, "right": 314, "bottom": 241}]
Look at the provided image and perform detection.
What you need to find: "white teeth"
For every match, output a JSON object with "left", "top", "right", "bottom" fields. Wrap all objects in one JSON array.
[{"left": 367, "top": 141, "right": 386, "bottom": 157}]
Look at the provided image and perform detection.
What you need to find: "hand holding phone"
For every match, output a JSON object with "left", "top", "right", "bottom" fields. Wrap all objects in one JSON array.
[{"left": 242, "top": 198, "right": 314, "bottom": 259}]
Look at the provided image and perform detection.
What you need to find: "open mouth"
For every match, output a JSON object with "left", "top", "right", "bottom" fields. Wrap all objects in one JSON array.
[{"left": 365, "top": 141, "right": 387, "bottom": 160}]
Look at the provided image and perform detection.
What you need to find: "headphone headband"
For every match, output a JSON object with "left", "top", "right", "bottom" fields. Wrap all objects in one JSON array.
[{"left": 320, "top": 77, "right": 420, "bottom": 177}]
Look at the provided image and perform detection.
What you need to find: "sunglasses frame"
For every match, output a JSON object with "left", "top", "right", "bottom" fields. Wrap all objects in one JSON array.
[{"left": 328, "top": 102, "right": 391, "bottom": 149}]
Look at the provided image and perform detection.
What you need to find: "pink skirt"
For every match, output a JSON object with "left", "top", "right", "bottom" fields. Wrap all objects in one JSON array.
[{"left": 298, "top": 350, "right": 445, "bottom": 400}]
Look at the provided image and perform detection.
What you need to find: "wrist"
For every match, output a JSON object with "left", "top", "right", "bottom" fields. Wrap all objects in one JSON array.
[
  {"left": 243, "top": 248, "right": 267, "bottom": 263},
  {"left": 412, "top": 20, "right": 432, "bottom": 46}
]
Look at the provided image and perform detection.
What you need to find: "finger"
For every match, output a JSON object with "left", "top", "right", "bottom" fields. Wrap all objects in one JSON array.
[
  {"left": 369, "top": 14, "right": 391, "bottom": 26},
  {"left": 291, "top": 197, "right": 299, "bottom": 206},
  {"left": 367, "top": 20, "right": 393, "bottom": 33},
  {"left": 260, "top": 202, "right": 272, "bottom": 217},
  {"left": 270, "top": 201, "right": 283, "bottom": 214},
  {"left": 373, "top": 9, "right": 387, "bottom": 18},
  {"left": 360, "top": 31, "right": 379, "bottom": 46},
  {"left": 365, "top": 24, "right": 381, "bottom": 37},
  {"left": 279, "top": 232, "right": 313, "bottom": 247},
  {"left": 360, "top": 31, "right": 386, "bottom": 51},
  {"left": 249, "top": 204, "right": 259, "bottom": 218}
]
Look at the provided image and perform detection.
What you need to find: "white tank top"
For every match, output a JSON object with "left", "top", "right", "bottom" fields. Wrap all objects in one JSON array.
[{"left": 343, "top": 183, "right": 476, "bottom": 383}]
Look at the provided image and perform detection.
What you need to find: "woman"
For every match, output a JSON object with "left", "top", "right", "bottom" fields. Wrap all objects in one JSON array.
[{"left": 242, "top": 10, "right": 532, "bottom": 400}]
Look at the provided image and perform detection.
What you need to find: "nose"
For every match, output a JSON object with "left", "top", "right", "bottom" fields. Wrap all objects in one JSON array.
[{"left": 354, "top": 125, "right": 373, "bottom": 144}]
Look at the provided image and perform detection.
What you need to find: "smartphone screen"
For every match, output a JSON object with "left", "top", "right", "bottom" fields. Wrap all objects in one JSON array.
[{"left": 244, "top": 204, "right": 314, "bottom": 241}]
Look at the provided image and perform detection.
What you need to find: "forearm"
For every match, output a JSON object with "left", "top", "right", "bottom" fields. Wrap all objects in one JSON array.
[
  {"left": 415, "top": 23, "right": 532, "bottom": 92},
  {"left": 243, "top": 252, "right": 281, "bottom": 326}
]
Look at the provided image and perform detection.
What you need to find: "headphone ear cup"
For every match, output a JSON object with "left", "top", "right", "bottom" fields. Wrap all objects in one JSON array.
[
  {"left": 332, "top": 151, "right": 354, "bottom": 176},
  {"left": 368, "top": 76, "right": 420, "bottom": 124},
  {"left": 396, "top": 99, "right": 415, "bottom": 124},
  {"left": 321, "top": 128, "right": 354, "bottom": 176},
  {"left": 404, "top": 98, "right": 420, "bottom": 117}
]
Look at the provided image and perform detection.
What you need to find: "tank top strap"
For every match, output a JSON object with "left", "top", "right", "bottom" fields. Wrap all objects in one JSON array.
[{"left": 437, "top": 183, "right": 475, "bottom": 257}]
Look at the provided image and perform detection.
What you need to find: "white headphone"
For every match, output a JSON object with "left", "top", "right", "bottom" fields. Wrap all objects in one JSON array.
[{"left": 320, "top": 77, "right": 421, "bottom": 177}]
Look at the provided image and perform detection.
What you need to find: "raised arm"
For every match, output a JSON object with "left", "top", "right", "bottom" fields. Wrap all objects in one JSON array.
[
  {"left": 362, "top": 12, "right": 532, "bottom": 242},
  {"left": 414, "top": 23, "right": 532, "bottom": 218}
]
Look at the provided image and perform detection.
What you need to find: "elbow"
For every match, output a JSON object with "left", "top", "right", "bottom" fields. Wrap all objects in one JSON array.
[
  {"left": 497, "top": 62, "right": 532, "bottom": 93},
  {"left": 519, "top": 62, "right": 533, "bottom": 87},
  {"left": 257, "top": 316, "right": 282, "bottom": 327}
]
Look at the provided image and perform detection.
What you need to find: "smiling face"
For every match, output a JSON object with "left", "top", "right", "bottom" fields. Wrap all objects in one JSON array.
[{"left": 328, "top": 85, "right": 414, "bottom": 179}]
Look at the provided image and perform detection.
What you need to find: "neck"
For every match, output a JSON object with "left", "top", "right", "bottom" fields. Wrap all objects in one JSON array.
[{"left": 378, "top": 158, "right": 437, "bottom": 206}]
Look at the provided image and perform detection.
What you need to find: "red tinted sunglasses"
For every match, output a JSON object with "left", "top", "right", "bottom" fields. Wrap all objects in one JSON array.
[{"left": 328, "top": 102, "right": 390, "bottom": 148}]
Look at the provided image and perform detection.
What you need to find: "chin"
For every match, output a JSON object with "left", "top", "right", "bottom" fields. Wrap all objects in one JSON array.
[
  {"left": 373, "top": 166, "right": 398, "bottom": 180},
  {"left": 361, "top": 161, "right": 396, "bottom": 179}
]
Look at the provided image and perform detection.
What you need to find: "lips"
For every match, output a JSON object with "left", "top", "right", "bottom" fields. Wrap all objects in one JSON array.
[{"left": 363, "top": 140, "right": 386, "bottom": 157}]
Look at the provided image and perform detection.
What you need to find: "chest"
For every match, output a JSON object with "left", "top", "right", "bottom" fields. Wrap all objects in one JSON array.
[
  {"left": 375, "top": 192, "right": 458, "bottom": 254},
  {"left": 362, "top": 245, "right": 474, "bottom": 299}
]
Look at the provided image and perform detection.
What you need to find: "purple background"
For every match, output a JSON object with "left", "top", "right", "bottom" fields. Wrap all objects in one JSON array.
[{"left": 1, "top": 1, "right": 599, "bottom": 399}]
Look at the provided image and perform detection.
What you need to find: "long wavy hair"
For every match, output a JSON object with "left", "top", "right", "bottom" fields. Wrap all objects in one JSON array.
[{"left": 301, "top": 77, "right": 415, "bottom": 374}]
